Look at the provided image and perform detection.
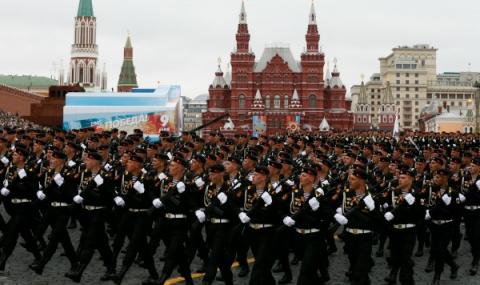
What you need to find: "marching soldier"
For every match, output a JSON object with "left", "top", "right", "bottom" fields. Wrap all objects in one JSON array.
[{"left": 463, "top": 157, "right": 480, "bottom": 275}]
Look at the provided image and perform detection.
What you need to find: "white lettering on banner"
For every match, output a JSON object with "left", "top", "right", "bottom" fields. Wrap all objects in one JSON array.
[{"left": 91, "top": 114, "right": 149, "bottom": 130}]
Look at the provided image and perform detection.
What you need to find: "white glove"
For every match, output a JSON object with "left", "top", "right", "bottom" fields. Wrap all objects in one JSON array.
[
  {"left": 336, "top": 207, "right": 343, "bottom": 214},
  {"left": 334, "top": 213, "right": 348, "bottom": 225},
  {"left": 308, "top": 198, "right": 320, "bottom": 211},
  {"left": 114, "top": 196, "right": 125, "bottom": 207},
  {"left": 73, "top": 195, "right": 83, "bottom": 204},
  {"left": 425, "top": 210, "right": 431, "bottom": 220},
  {"left": 141, "top": 168, "right": 147, "bottom": 174},
  {"left": 36, "top": 190, "right": 46, "bottom": 201},
  {"left": 194, "top": 177, "right": 205, "bottom": 188},
  {"left": 195, "top": 210, "right": 206, "bottom": 223},
  {"left": 1, "top": 156, "right": 9, "bottom": 166},
  {"left": 261, "top": 192, "right": 273, "bottom": 206},
  {"left": 476, "top": 180, "right": 480, "bottom": 190},
  {"left": 37, "top": 159, "right": 42, "bottom": 165},
  {"left": 238, "top": 212, "right": 251, "bottom": 224},
  {"left": 176, "top": 182, "right": 186, "bottom": 193},
  {"left": 286, "top": 179, "right": 295, "bottom": 186},
  {"left": 233, "top": 182, "right": 242, "bottom": 190},
  {"left": 404, "top": 193, "right": 415, "bottom": 205},
  {"left": 384, "top": 212, "right": 394, "bottom": 222},
  {"left": 152, "top": 198, "right": 163, "bottom": 208},
  {"left": 133, "top": 181, "right": 145, "bottom": 194},
  {"left": 458, "top": 193, "right": 466, "bottom": 203},
  {"left": 301, "top": 151, "right": 307, "bottom": 156},
  {"left": 94, "top": 175, "right": 104, "bottom": 186},
  {"left": 67, "top": 160, "right": 76, "bottom": 168},
  {"left": 17, "top": 169, "right": 27, "bottom": 179},
  {"left": 104, "top": 163, "right": 112, "bottom": 171},
  {"left": 158, "top": 172, "right": 167, "bottom": 181},
  {"left": 247, "top": 174, "right": 253, "bottom": 182},
  {"left": 315, "top": 188, "right": 324, "bottom": 196},
  {"left": 80, "top": 143, "right": 86, "bottom": 150},
  {"left": 442, "top": 194, "right": 452, "bottom": 206},
  {"left": 383, "top": 203, "right": 389, "bottom": 210},
  {"left": 217, "top": 192, "right": 228, "bottom": 205},
  {"left": 283, "top": 216, "right": 296, "bottom": 227},
  {"left": 1, "top": 187, "right": 10, "bottom": 196},
  {"left": 321, "top": 180, "right": 330, "bottom": 187},
  {"left": 53, "top": 173, "right": 64, "bottom": 187},
  {"left": 363, "top": 194, "right": 375, "bottom": 211}
]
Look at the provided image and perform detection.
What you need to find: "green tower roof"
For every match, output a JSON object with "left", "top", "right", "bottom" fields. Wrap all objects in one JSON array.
[
  {"left": 118, "top": 61, "right": 138, "bottom": 87},
  {"left": 77, "top": 0, "right": 94, "bottom": 17}
]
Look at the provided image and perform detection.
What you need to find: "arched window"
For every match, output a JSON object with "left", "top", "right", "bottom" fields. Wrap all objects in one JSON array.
[
  {"left": 265, "top": 95, "right": 271, "bottom": 109},
  {"left": 90, "top": 67, "right": 94, "bottom": 83},
  {"left": 309, "top": 94, "right": 316, "bottom": 108},
  {"left": 274, "top": 95, "right": 281, "bottom": 109},
  {"left": 79, "top": 66, "right": 84, "bottom": 83},
  {"left": 81, "top": 24, "right": 85, "bottom": 44},
  {"left": 239, "top": 94, "right": 246, "bottom": 109},
  {"left": 71, "top": 68, "right": 75, "bottom": 83},
  {"left": 284, "top": 95, "right": 289, "bottom": 109}
]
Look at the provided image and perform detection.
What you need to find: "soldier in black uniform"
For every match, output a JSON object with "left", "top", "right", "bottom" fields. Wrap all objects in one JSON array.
[
  {"left": 282, "top": 167, "right": 332, "bottom": 285},
  {"left": 463, "top": 157, "right": 480, "bottom": 275},
  {"left": 29, "top": 150, "right": 78, "bottom": 275},
  {"left": 66, "top": 152, "right": 115, "bottom": 283},
  {"left": 0, "top": 147, "right": 42, "bottom": 273},
  {"left": 149, "top": 156, "right": 193, "bottom": 285},
  {"left": 238, "top": 166, "right": 277, "bottom": 285},
  {"left": 112, "top": 154, "right": 159, "bottom": 285},
  {"left": 425, "top": 169, "right": 460, "bottom": 285},
  {"left": 333, "top": 168, "right": 380, "bottom": 285},
  {"left": 198, "top": 164, "right": 238, "bottom": 285},
  {"left": 382, "top": 169, "right": 424, "bottom": 285}
]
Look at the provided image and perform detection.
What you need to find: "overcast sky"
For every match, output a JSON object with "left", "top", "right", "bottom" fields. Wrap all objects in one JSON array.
[{"left": 0, "top": 0, "right": 479, "bottom": 98}]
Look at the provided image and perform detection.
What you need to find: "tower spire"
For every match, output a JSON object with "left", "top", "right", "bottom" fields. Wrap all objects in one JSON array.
[
  {"left": 77, "top": 0, "right": 94, "bottom": 17},
  {"left": 117, "top": 33, "right": 138, "bottom": 92},
  {"left": 235, "top": 0, "right": 251, "bottom": 53},
  {"left": 309, "top": 0, "right": 316, "bottom": 24},
  {"left": 239, "top": 0, "right": 247, "bottom": 24},
  {"left": 305, "top": 0, "right": 320, "bottom": 53}
]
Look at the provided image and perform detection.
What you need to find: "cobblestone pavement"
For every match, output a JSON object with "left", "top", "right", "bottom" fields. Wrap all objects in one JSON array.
[{"left": 0, "top": 226, "right": 479, "bottom": 285}]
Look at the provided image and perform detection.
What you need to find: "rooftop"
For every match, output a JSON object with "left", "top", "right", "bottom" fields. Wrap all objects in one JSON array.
[
  {"left": 0, "top": 75, "right": 58, "bottom": 90},
  {"left": 77, "top": 0, "right": 94, "bottom": 17}
]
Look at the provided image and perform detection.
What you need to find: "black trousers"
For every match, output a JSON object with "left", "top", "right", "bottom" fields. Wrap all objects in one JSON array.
[
  {"left": 247, "top": 226, "right": 276, "bottom": 285},
  {"left": 0, "top": 205, "right": 41, "bottom": 270},
  {"left": 148, "top": 215, "right": 168, "bottom": 255},
  {"left": 344, "top": 232, "right": 373, "bottom": 285},
  {"left": 464, "top": 209, "right": 480, "bottom": 265},
  {"left": 203, "top": 223, "right": 234, "bottom": 284},
  {"left": 296, "top": 231, "right": 327, "bottom": 285},
  {"left": 231, "top": 223, "right": 249, "bottom": 268},
  {"left": 186, "top": 216, "right": 209, "bottom": 263},
  {"left": 77, "top": 209, "right": 113, "bottom": 270},
  {"left": 118, "top": 211, "right": 157, "bottom": 277},
  {"left": 430, "top": 222, "right": 455, "bottom": 276},
  {"left": 41, "top": 206, "right": 77, "bottom": 267},
  {"left": 388, "top": 227, "right": 416, "bottom": 285},
  {"left": 161, "top": 218, "right": 191, "bottom": 278},
  {"left": 273, "top": 226, "right": 293, "bottom": 274}
]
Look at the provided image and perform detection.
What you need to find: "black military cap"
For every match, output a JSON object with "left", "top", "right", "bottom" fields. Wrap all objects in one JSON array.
[
  {"left": 451, "top": 157, "right": 462, "bottom": 164},
  {"left": 34, "top": 139, "right": 46, "bottom": 146},
  {"left": 302, "top": 167, "right": 317, "bottom": 177},
  {"left": 268, "top": 160, "right": 282, "bottom": 170},
  {"left": 436, "top": 168, "right": 450, "bottom": 177},
  {"left": 356, "top": 156, "right": 368, "bottom": 165},
  {"left": 206, "top": 153, "right": 217, "bottom": 161},
  {"left": 321, "top": 159, "right": 334, "bottom": 169},
  {"left": 194, "top": 137, "right": 205, "bottom": 143},
  {"left": 6, "top": 129, "right": 16, "bottom": 135},
  {"left": 88, "top": 136, "right": 99, "bottom": 143},
  {"left": 162, "top": 137, "right": 174, "bottom": 143},
  {"left": 98, "top": 144, "right": 109, "bottom": 150},
  {"left": 399, "top": 168, "right": 415, "bottom": 177},
  {"left": 21, "top": 135, "right": 32, "bottom": 140},
  {"left": 244, "top": 153, "right": 258, "bottom": 161},
  {"left": 135, "top": 148, "right": 147, "bottom": 155},
  {"left": 345, "top": 151, "right": 356, "bottom": 159},
  {"left": 87, "top": 152, "right": 103, "bottom": 162},
  {"left": 15, "top": 147, "right": 29, "bottom": 158},
  {"left": 391, "top": 158, "right": 401, "bottom": 165},
  {"left": 153, "top": 153, "right": 170, "bottom": 161},
  {"left": 373, "top": 150, "right": 383, "bottom": 156},
  {"left": 185, "top": 142, "right": 195, "bottom": 149},
  {"left": 228, "top": 156, "right": 242, "bottom": 165},
  {"left": 54, "top": 136, "right": 65, "bottom": 142},
  {"left": 192, "top": 154, "right": 206, "bottom": 164},
  {"left": 210, "top": 164, "right": 225, "bottom": 173},
  {"left": 281, "top": 158, "right": 293, "bottom": 166},
  {"left": 65, "top": 133, "right": 76, "bottom": 141},
  {"left": 255, "top": 166, "right": 270, "bottom": 176},
  {"left": 249, "top": 136, "right": 259, "bottom": 141},
  {"left": 129, "top": 155, "right": 144, "bottom": 164},
  {"left": 464, "top": 152, "right": 473, "bottom": 158},
  {"left": 224, "top": 139, "right": 235, "bottom": 146},
  {"left": 472, "top": 157, "right": 480, "bottom": 166},
  {"left": 0, "top": 138, "right": 8, "bottom": 143},
  {"left": 66, "top": 142, "right": 80, "bottom": 150},
  {"left": 352, "top": 168, "right": 368, "bottom": 180},
  {"left": 172, "top": 156, "right": 188, "bottom": 168},
  {"left": 220, "top": 145, "right": 230, "bottom": 153},
  {"left": 431, "top": 157, "right": 444, "bottom": 165},
  {"left": 52, "top": 150, "right": 67, "bottom": 160},
  {"left": 404, "top": 152, "right": 415, "bottom": 159},
  {"left": 415, "top": 157, "right": 426, "bottom": 163},
  {"left": 147, "top": 144, "right": 158, "bottom": 150}
]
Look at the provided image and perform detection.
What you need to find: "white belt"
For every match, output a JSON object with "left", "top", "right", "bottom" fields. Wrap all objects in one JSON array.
[
  {"left": 128, "top": 208, "right": 149, "bottom": 213},
  {"left": 11, "top": 199, "right": 32, "bottom": 204},
  {"left": 432, "top": 219, "right": 453, "bottom": 225},
  {"left": 393, "top": 224, "right": 416, "bottom": 230},
  {"left": 84, "top": 205, "right": 106, "bottom": 211},
  {"left": 165, "top": 213, "right": 187, "bottom": 219},
  {"left": 295, "top": 228, "right": 320, "bottom": 234},
  {"left": 249, "top": 223, "right": 273, "bottom": 230},
  {"left": 346, "top": 228, "right": 372, "bottom": 235},
  {"left": 51, "top": 202, "right": 70, "bottom": 207},
  {"left": 465, "top": 205, "right": 480, "bottom": 211},
  {"left": 210, "top": 218, "right": 230, "bottom": 224}
]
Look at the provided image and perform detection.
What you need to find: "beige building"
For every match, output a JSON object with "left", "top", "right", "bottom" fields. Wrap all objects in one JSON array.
[
  {"left": 424, "top": 109, "right": 475, "bottom": 133},
  {"left": 351, "top": 44, "right": 480, "bottom": 131}
]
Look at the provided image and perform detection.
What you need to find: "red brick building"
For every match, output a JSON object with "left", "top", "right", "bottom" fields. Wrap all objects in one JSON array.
[{"left": 202, "top": 2, "right": 352, "bottom": 135}]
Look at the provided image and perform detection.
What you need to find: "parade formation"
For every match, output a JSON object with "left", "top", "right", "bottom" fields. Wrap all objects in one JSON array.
[{"left": 0, "top": 123, "right": 478, "bottom": 285}]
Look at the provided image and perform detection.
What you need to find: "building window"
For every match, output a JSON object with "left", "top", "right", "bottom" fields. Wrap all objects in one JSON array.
[
  {"left": 415, "top": 101, "right": 419, "bottom": 106},
  {"left": 396, "top": 87, "right": 400, "bottom": 91},
  {"left": 274, "top": 95, "right": 281, "bottom": 109},
  {"left": 406, "top": 80, "right": 410, "bottom": 84},
  {"left": 396, "top": 73, "right": 400, "bottom": 77},
  {"left": 415, "top": 94, "right": 418, "bottom": 98},
  {"left": 89, "top": 67, "right": 94, "bottom": 83},
  {"left": 415, "top": 87, "right": 419, "bottom": 91},
  {"left": 284, "top": 95, "right": 289, "bottom": 109},
  {"left": 79, "top": 67, "right": 84, "bottom": 82},
  {"left": 415, "top": 80, "right": 419, "bottom": 84},
  {"left": 396, "top": 80, "right": 400, "bottom": 84},
  {"left": 406, "top": 73, "right": 410, "bottom": 77},
  {"left": 372, "top": 107, "right": 375, "bottom": 112},
  {"left": 406, "top": 87, "right": 410, "bottom": 91},
  {"left": 396, "top": 94, "right": 400, "bottom": 98},
  {"left": 239, "top": 94, "right": 246, "bottom": 109},
  {"left": 406, "top": 94, "right": 410, "bottom": 99},
  {"left": 415, "top": 73, "right": 419, "bottom": 78},
  {"left": 265, "top": 95, "right": 270, "bottom": 109},
  {"left": 309, "top": 94, "right": 316, "bottom": 108}
]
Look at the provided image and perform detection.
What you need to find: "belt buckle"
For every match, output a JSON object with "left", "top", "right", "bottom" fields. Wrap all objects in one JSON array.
[
  {"left": 299, "top": 229, "right": 305, "bottom": 234},
  {"left": 352, "top": 229, "right": 358, "bottom": 234}
]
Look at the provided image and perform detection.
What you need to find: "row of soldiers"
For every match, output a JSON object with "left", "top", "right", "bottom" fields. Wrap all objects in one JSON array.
[{"left": 0, "top": 126, "right": 479, "bottom": 285}]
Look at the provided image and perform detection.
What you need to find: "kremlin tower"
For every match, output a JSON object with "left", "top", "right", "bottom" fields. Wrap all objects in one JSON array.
[{"left": 117, "top": 34, "right": 138, "bottom": 92}]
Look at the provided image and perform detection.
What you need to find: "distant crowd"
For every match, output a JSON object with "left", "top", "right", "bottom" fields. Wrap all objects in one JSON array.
[{"left": 0, "top": 110, "right": 40, "bottom": 129}]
